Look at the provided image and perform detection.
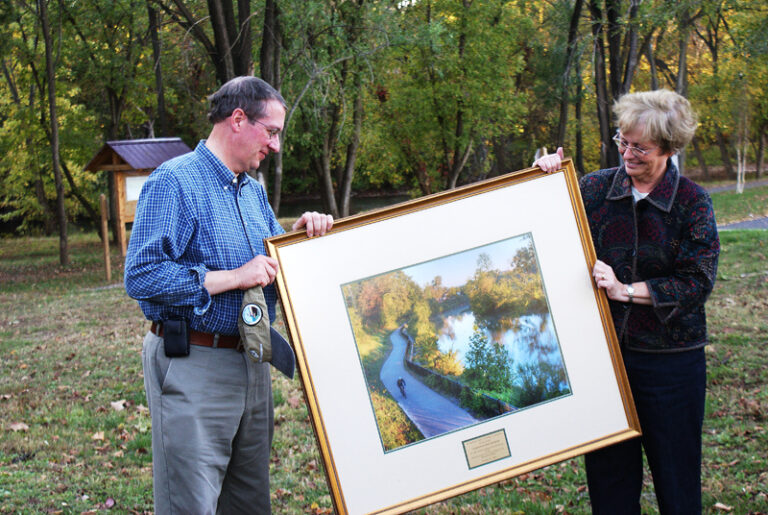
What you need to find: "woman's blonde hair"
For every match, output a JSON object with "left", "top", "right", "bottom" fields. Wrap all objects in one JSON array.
[{"left": 613, "top": 89, "right": 698, "bottom": 154}]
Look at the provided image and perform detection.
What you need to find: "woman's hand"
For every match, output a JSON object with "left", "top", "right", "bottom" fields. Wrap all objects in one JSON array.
[
  {"left": 593, "top": 260, "right": 624, "bottom": 300},
  {"left": 534, "top": 147, "right": 564, "bottom": 174},
  {"left": 593, "top": 260, "right": 652, "bottom": 304}
]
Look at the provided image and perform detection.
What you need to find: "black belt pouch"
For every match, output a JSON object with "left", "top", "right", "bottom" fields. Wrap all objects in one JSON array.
[{"left": 163, "top": 318, "right": 190, "bottom": 357}]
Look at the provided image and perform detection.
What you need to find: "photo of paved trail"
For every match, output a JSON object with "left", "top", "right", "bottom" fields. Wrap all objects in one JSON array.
[
  {"left": 343, "top": 233, "right": 571, "bottom": 452},
  {"left": 380, "top": 329, "right": 478, "bottom": 438}
]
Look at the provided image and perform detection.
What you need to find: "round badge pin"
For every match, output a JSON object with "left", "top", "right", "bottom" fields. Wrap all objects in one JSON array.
[{"left": 241, "top": 303, "right": 263, "bottom": 326}]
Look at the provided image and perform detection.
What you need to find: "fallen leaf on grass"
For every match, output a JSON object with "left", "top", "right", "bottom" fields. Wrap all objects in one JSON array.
[
  {"left": 288, "top": 397, "right": 302, "bottom": 409},
  {"left": 713, "top": 502, "right": 732, "bottom": 511},
  {"left": 91, "top": 431, "right": 105, "bottom": 441},
  {"left": 307, "top": 502, "right": 333, "bottom": 515},
  {"left": 110, "top": 399, "right": 127, "bottom": 411},
  {"left": 9, "top": 422, "right": 29, "bottom": 432},
  {"left": 274, "top": 488, "right": 292, "bottom": 499}
]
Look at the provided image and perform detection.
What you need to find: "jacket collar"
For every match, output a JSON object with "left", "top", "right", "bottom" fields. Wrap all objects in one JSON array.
[{"left": 606, "top": 158, "right": 680, "bottom": 213}]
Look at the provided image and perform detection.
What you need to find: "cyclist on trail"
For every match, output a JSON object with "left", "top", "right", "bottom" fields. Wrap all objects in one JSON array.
[{"left": 397, "top": 377, "right": 406, "bottom": 398}]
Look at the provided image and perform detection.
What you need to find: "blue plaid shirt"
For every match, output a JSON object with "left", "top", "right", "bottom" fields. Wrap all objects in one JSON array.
[{"left": 124, "top": 141, "right": 285, "bottom": 335}]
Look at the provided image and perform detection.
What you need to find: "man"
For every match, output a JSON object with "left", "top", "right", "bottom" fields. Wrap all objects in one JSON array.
[{"left": 125, "top": 76, "right": 332, "bottom": 514}]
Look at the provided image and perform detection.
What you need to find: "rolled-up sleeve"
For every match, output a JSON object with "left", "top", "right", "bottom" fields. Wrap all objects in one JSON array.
[{"left": 124, "top": 171, "right": 212, "bottom": 312}]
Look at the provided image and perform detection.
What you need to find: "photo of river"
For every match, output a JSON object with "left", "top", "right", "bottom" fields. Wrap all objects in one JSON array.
[
  {"left": 342, "top": 232, "right": 571, "bottom": 452},
  {"left": 436, "top": 312, "right": 567, "bottom": 391}
]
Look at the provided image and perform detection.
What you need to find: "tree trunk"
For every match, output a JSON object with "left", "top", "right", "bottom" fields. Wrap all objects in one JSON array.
[
  {"left": 574, "top": 61, "right": 586, "bottom": 176},
  {"left": 313, "top": 154, "right": 339, "bottom": 218},
  {"left": 675, "top": 7, "right": 691, "bottom": 176},
  {"left": 714, "top": 125, "right": 735, "bottom": 178},
  {"left": 619, "top": 0, "right": 641, "bottom": 95},
  {"left": 757, "top": 128, "right": 765, "bottom": 178},
  {"left": 147, "top": 2, "right": 167, "bottom": 136},
  {"left": 588, "top": 0, "right": 613, "bottom": 169},
  {"left": 207, "top": 0, "right": 235, "bottom": 81},
  {"left": 35, "top": 171, "right": 56, "bottom": 235},
  {"left": 61, "top": 162, "right": 98, "bottom": 222},
  {"left": 234, "top": 0, "right": 252, "bottom": 76},
  {"left": 338, "top": 72, "right": 364, "bottom": 218},
  {"left": 260, "top": 0, "right": 284, "bottom": 214},
  {"left": 40, "top": 0, "right": 68, "bottom": 265},
  {"left": 691, "top": 135, "right": 709, "bottom": 180},
  {"left": 556, "top": 0, "right": 584, "bottom": 148},
  {"left": 645, "top": 39, "right": 658, "bottom": 90},
  {"left": 314, "top": 97, "right": 342, "bottom": 218}
]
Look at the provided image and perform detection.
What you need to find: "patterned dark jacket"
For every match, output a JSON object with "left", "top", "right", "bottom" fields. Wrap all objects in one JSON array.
[{"left": 579, "top": 161, "right": 720, "bottom": 352}]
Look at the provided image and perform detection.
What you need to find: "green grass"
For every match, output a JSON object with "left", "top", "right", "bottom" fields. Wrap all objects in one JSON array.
[
  {"left": 1, "top": 186, "right": 767, "bottom": 514},
  {"left": 710, "top": 185, "right": 768, "bottom": 225}
]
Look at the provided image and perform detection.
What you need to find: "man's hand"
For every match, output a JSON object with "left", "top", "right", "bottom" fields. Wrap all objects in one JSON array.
[
  {"left": 204, "top": 255, "right": 278, "bottom": 296},
  {"left": 234, "top": 255, "right": 279, "bottom": 289},
  {"left": 292, "top": 211, "right": 334, "bottom": 237}
]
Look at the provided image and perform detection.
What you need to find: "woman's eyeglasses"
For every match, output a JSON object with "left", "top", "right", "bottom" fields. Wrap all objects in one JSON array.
[{"left": 612, "top": 132, "right": 656, "bottom": 158}]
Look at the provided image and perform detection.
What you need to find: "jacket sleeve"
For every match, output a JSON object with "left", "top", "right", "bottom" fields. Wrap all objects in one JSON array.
[{"left": 646, "top": 191, "right": 720, "bottom": 323}]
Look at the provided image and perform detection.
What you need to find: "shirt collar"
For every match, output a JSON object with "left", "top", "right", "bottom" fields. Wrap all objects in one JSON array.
[
  {"left": 606, "top": 158, "right": 680, "bottom": 213},
  {"left": 194, "top": 140, "right": 252, "bottom": 189}
]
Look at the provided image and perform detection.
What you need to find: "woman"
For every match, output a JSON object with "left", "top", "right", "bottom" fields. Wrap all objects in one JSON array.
[{"left": 535, "top": 89, "right": 719, "bottom": 514}]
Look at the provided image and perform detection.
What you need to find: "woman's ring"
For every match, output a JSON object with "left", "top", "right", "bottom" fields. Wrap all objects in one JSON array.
[{"left": 601, "top": 274, "right": 606, "bottom": 280}]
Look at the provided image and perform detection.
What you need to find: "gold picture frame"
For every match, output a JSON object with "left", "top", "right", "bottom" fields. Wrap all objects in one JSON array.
[{"left": 266, "top": 160, "right": 640, "bottom": 515}]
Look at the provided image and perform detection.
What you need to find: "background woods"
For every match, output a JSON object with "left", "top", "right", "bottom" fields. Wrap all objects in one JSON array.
[{"left": 1, "top": 0, "right": 767, "bottom": 261}]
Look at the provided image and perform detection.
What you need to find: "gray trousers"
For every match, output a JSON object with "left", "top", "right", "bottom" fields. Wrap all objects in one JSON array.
[{"left": 142, "top": 331, "right": 274, "bottom": 515}]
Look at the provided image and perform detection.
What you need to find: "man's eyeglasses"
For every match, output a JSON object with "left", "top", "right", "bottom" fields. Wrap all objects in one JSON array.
[
  {"left": 251, "top": 119, "right": 281, "bottom": 140},
  {"left": 612, "top": 132, "right": 656, "bottom": 158}
]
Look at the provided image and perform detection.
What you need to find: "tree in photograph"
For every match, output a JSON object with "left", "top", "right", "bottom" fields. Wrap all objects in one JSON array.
[
  {"left": 464, "top": 244, "right": 547, "bottom": 331},
  {"left": 463, "top": 330, "right": 513, "bottom": 393},
  {"left": 380, "top": 274, "right": 415, "bottom": 330},
  {"left": 410, "top": 298, "right": 439, "bottom": 365},
  {"left": 516, "top": 360, "right": 569, "bottom": 406},
  {"left": 432, "top": 349, "right": 464, "bottom": 377}
]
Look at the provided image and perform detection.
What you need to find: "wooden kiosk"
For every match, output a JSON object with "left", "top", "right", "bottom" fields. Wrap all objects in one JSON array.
[{"left": 85, "top": 138, "right": 192, "bottom": 256}]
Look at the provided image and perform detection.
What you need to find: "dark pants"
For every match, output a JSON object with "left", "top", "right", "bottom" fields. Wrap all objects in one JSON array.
[{"left": 585, "top": 347, "right": 706, "bottom": 515}]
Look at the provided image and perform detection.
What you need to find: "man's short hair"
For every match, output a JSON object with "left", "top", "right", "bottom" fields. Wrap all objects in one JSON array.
[{"left": 207, "top": 76, "right": 287, "bottom": 124}]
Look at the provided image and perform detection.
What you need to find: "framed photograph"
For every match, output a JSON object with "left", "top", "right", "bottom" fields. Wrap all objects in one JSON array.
[{"left": 266, "top": 160, "right": 640, "bottom": 515}]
